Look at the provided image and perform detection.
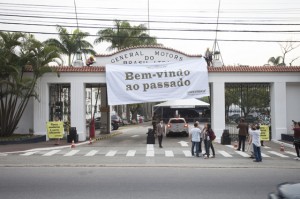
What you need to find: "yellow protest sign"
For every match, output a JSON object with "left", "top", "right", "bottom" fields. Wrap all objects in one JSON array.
[
  {"left": 260, "top": 125, "right": 270, "bottom": 141},
  {"left": 46, "top": 121, "right": 64, "bottom": 139}
]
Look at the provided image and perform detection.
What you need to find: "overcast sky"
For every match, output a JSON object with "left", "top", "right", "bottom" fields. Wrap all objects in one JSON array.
[{"left": 1, "top": 0, "right": 300, "bottom": 66}]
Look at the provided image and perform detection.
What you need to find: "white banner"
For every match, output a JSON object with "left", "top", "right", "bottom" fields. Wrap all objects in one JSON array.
[{"left": 106, "top": 58, "right": 209, "bottom": 105}]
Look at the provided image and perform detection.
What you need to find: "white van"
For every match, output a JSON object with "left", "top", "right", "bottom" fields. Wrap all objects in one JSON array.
[{"left": 166, "top": 118, "right": 189, "bottom": 137}]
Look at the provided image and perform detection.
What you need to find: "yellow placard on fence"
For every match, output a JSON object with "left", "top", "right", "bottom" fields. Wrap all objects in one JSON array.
[
  {"left": 46, "top": 121, "right": 64, "bottom": 139},
  {"left": 260, "top": 125, "right": 270, "bottom": 141}
]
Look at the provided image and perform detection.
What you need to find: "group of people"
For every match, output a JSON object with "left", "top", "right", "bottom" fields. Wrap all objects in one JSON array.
[
  {"left": 152, "top": 115, "right": 300, "bottom": 162},
  {"left": 190, "top": 122, "right": 215, "bottom": 159},
  {"left": 237, "top": 118, "right": 263, "bottom": 162}
]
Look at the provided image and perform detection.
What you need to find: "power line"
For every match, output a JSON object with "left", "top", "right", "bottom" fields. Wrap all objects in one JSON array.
[
  {"left": 1, "top": 21, "right": 300, "bottom": 33},
  {"left": 1, "top": 29, "right": 300, "bottom": 43},
  {"left": 1, "top": 13, "right": 300, "bottom": 26}
]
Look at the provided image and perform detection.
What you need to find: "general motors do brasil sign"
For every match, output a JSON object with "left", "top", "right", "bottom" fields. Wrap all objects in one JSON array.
[{"left": 106, "top": 58, "right": 209, "bottom": 105}]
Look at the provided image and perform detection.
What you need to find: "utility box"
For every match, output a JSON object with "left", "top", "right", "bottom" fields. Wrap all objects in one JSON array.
[
  {"left": 221, "top": 129, "right": 231, "bottom": 145},
  {"left": 67, "top": 127, "right": 78, "bottom": 143},
  {"left": 146, "top": 128, "right": 155, "bottom": 144}
]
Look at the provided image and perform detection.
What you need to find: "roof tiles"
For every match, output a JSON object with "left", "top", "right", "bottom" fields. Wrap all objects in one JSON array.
[{"left": 24, "top": 65, "right": 300, "bottom": 73}]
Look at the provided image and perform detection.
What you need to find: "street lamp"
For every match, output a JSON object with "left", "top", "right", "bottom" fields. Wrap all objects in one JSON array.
[
  {"left": 214, "top": 51, "right": 220, "bottom": 60},
  {"left": 73, "top": 49, "right": 83, "bottom": 67}
]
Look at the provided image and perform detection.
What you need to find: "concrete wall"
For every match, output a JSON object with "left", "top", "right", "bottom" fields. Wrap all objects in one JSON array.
[{"left": 286, "top": 82, "right": 300, "bottom": 133}]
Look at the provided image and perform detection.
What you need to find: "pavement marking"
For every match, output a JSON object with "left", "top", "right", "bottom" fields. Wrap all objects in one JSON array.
[
  {"left": 165, "top": 150, "right": 174, "bottom": 157},
  {"left": 147, "top": 144, "right": 154, "bottom": 151},
  {"left": 146, "top": 144, "right": 155, "bottom": 157},
  {"left": 64, "top": 150, "right": 80, "bottom": 156},
  {"left": 268, "top": 151, "right": 289, "bottom": 158},
  {"left": 131, "top": 135, "right": 139, "bottom": 138},
  {"left": 0, "top": 153, "right": 8, "bottom": 156},
  {"left": 183, "top": 150, "right": 192, "bottom": 157},
  {"left": 285, "top": 151, "right": 297, "bottom": 156},
  {"left": 235, "top": 151, "right": 250, "bottom": 158},
  {"left": 105, "top": 150, "right": 117, "bottom": 157},
  {"left": 84, "top": 150, "right": 99, "bottom": 157},
  {"left": 126, "top": 150, "right": 136, "bottom": 157},
  {"left": 226, "top": 145, "right": 235, "bottom": 149},
  {"left": 20, "top": 151, "right": 38, "bottom": 156},
  {"left": 42, "top": 150, "right": 61, "bottom": 156},
  {"left": 218, "top": 150, "right": 233, "bottom": 157},
  {"left": 146, "top": 151, "right": 155, "bottom": 157},
  {"left": 261, "top": 153, "right": 270, "bottom": 158},
  {"left": 263, "top": 146, "right": 271, "bottom": 149}
]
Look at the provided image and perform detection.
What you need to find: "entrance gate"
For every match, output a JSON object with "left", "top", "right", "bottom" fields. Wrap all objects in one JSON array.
[{"left": 225, "top": 83, "right": 271, "bottom": 138}]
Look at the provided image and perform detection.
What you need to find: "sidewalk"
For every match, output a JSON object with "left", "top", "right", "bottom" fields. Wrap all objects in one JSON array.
[{"left": 0, "top": 131, "right": 122, "bottom": 153}]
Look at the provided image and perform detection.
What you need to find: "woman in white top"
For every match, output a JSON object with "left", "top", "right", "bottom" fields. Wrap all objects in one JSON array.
[{"left": 248, "top": 124, "right": 262, "bottom": 162}]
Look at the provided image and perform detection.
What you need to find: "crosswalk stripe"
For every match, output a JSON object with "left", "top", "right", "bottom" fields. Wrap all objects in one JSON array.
[
  {"left": 165, "top": 150, "right": 174, "bottom": 157},
  {"left": 105, "top": 150, "right": 117, "bottom": 157},
  {"left": 10, "top": 148, "right": 297, "bottom": 159},
  {"left": 285, "top": 151, "right": 297, "bottom": 156},
  {"left": 146, "top": 151, "right": 155, "bottom": 157},
  {"left": 263, "top": 146, "right": 271, "bottom": 149},
  {"left": 268, "top": 151, "right": 289, "bottom": 158},
  {"left": 147, "top": 144, "right": 154, "bottom": 151},
  {"left": 235, "top": 151, "right": 250, "bottom": 157},
  {"left": 20, "top": 151, "right": 38, "bottom": 156},
  {"left": 218, "top": 150, "right": 232, "bottom": 157},
  {"left": 42, "top": 150, "right": 61, "bottom": 156},
  {"left": 0, "top": 153, "right": 8, "bottom": 156},
  {"left": 84, "top": 150, "right": 99, "bottom": 157},
  {"left": 183, "top": 150, "right": 192, "bottom": 157},
  {"left": 126, "top": 150, "right": 136, "bottom": 157},
  {"left": 146, "top": 144, "right": 155, "bottom": 157},
  {"left": 64, "top": 150, "right": 80, "bottom": 156},
  {"left": 226, "top": 145, "right": 235, "bottom": 149},
  {"left": 131, "top": 135, "right": 139, "bottom": 138},
  {"left": 261, "top": 153, "right": 270, "bottom": 158}
]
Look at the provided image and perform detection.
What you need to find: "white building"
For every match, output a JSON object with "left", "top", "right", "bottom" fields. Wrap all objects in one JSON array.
[{"left": 19, "top": 46, "right": 300, "bottom": 142}]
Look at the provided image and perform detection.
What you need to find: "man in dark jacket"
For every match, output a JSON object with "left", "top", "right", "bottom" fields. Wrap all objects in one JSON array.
[
  {"left": 156, "top": 119, "right": 166, "bottom": 148},
  {"left": 237, "top": 118, "right": 248, "bottom": 151}
]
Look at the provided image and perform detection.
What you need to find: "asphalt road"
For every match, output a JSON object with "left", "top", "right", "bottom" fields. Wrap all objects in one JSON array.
[
  {"left": 1, "top": 123, "right": 299, "bottom": 199},
  {"left": 0, "top": 167, "right": 299, "bottom": 199}
]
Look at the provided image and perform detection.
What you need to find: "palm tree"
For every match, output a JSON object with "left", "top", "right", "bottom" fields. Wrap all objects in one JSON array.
[
  {"left": 0, "top": 32, "right": 62, "bottom": 136},
  {"left": 45, "top": 25, "right": 96, "bottom": 66},
  {"left": 268, "top": 56, "right": 285, "bottom": 66},
  {"left": 94, "top": 20, "right": 159, "bottom": 51},
  {"left": 95, "top": 20, "right": 159, "bottom": 121}
]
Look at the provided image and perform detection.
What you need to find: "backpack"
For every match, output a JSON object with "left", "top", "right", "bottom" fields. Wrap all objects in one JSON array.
[{"left": 209, "top": 129, "right": 216, "bottom": 141}]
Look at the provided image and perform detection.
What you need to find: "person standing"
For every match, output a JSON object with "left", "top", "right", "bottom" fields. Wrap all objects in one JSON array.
[
  {"left": 292, "top": 122, "right": 300, "bottom": 160},
  {"left": 249, "top": 124, "right": 262, "bottom": 162},
  {"left": 190, "top": 122, "right": 201, "bottom": 157},
  {"left": 204, "top": 123, "right": 216, "bottom": 159},
  {"left": 237, "top": 118, "right": 248, "bottom": 151},
  {"left": 156, "top": 119, "right": 165, "bottom": 148},
  {"left": 195, "top": 121, "right": 203, "bottom": 154}
]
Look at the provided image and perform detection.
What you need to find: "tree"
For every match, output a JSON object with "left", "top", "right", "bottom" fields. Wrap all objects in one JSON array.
[
  {"left": 267, "top": 41, "right": 300, "bottom": 66},
  {"left": 45, "top": 25, "right": 96, "bottom": 66},
  {"left": 0, "top": 32, "right": 62, "bottom": 136},
  {"left": 279, "top": 41, "right": 300, "bottom": 66},
  {"left": 95, "top": 20, "right": 160, "bottom": 120},
  {"left": 225, "top": 84, "right": 270, "bottom": 121},
  {"left": 94, "top": 20, "right": 159, "bottom": 51}
]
